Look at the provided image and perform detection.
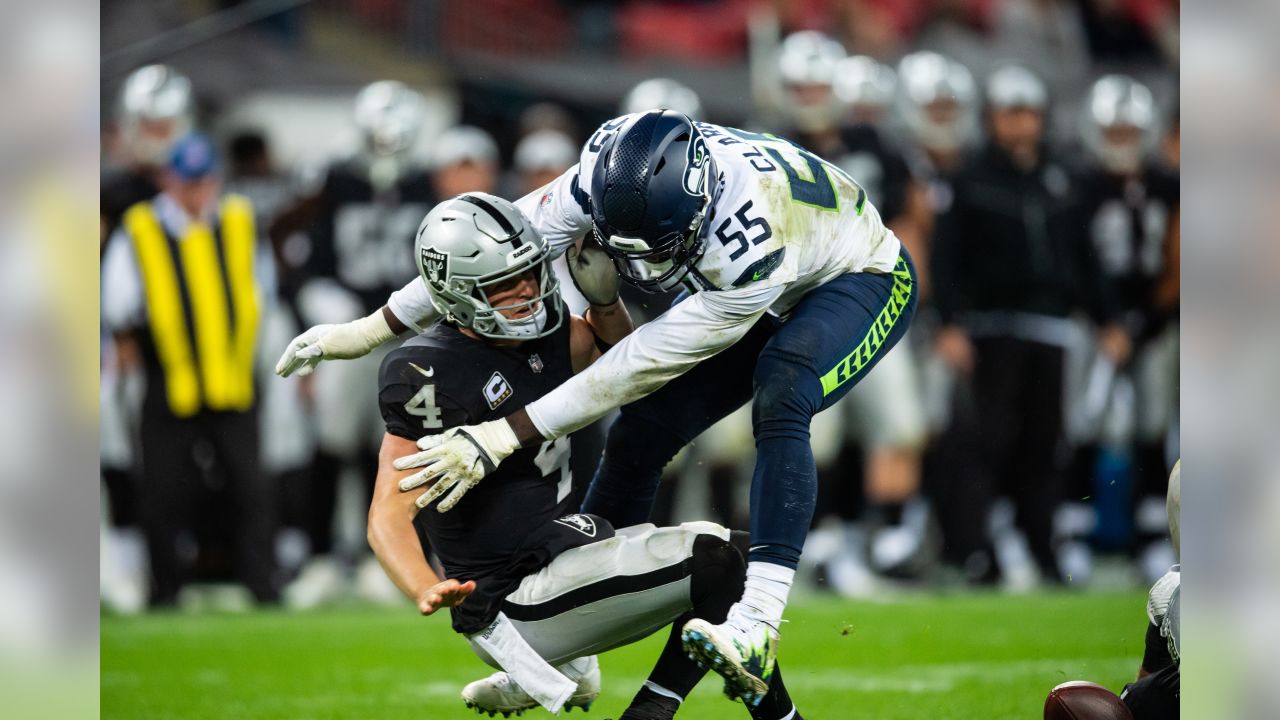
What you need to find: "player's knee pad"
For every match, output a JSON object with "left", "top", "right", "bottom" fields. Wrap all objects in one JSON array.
[
  {"left": 689, "top": 534, "right": 746, "bottom": 618},
  {"left": 752, "top": 351, "right": 817, "bottom": 440}
]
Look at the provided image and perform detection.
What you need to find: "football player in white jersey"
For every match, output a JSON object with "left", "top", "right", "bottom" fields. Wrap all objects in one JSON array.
[{"left": 276, "top": 110, "right": 917, "bottom": 706}]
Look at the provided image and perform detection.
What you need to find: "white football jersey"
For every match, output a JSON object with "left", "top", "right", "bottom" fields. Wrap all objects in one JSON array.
[{"left": 387, "top": 114, "right": 903, "bottom": 438}]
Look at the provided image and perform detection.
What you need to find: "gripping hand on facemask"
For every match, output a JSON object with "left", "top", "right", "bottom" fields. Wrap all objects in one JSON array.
[
  {"left": 393, "top": 419, "right": 522, "bottom": 512},
  {"left": 274, "top": 310, "right": 397, "bottom": 377},
  {"left": 566, "top": 234, "right": 621, "bottom": 307}
]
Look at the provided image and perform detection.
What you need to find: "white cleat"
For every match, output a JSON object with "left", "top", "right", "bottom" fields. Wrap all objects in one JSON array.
[
  {"left": 461, "top": 656, "right": 600, "bottom": 717},
  {"left": 681, "top": 615, "right": 778, "bottom": 707}
]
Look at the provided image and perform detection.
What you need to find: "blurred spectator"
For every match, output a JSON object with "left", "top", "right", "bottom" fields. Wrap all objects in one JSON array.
[
  {"left": 1071, "top": 75, "right": 1179, "bottom": 583},
  {"left": 430, "top": 125, "right": 500, "bottom": 197},
  {"left": 930, "top": 66, "right": 1129, "bottom": 585},
  {"left": 518, "top": 102, "right": 580, "bottom": 141},
  {"left": 224, "top": 130, "right": 293, "bottom": 231},
  {"left": 513, "top": 130, "right": 578, "bottom": 195},
  {"left": 102, "top": 134, "right": 279, "bottom": 606},
  {"left": 102, "top": 65, "right": 193, "bottom": 246},
  {"left": 990, "top": 0, "right": 1092, "bottom": 127},
  {"left": 620, "top": 78, "right": 705, "bottom": 119},
  {"left": 777, "top": 31, "right": 847, "bottom": 140},
  {"left": 267, "top": 81, "right": 435, "bottom": 607}
]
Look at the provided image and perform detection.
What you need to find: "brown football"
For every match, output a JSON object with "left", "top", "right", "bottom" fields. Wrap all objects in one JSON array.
[{"left": 1044, "top": 680, "right": 1134, "bottom": 720}]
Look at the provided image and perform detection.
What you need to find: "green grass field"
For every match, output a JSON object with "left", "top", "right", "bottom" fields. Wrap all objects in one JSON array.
[{"left": 102, "top": 591, "right": 1144, "bottom": 719}]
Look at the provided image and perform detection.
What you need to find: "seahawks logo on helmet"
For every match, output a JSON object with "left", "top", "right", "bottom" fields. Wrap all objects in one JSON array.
[
  {"left": 681, "top": 132, "right": 710, "bottom": 197},
  {"left": 420, "top": 247, "right": 449, "bottom": 289}
]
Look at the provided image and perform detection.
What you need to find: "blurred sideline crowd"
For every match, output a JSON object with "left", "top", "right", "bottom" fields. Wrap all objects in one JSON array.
[{"left": 100, "top": 1, "right": 1178, "bottom": 612}]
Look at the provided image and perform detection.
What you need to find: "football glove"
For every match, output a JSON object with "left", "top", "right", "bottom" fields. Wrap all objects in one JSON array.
[
  {"left": 566, "top": 235, "right": 620, "bottom": 307},
  {"left": 274, "top": 310, "right": 396, "bottom": 377},
  {"left": 394, "top": 419, "right": 522, "bottom": 512}
]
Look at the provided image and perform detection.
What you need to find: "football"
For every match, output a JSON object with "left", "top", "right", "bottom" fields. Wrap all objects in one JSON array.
[{"left": 1044, "top": 681, "right": 1133, "bottom": 720}]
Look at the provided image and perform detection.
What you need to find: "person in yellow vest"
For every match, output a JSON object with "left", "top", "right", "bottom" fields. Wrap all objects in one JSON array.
[{"left": 102, "top": 133, "right": 278, "bottom": 607}]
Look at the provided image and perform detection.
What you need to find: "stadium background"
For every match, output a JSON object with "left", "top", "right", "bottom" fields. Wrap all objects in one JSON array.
[{"left": 100, "top": 0, "right": 1179, "bottom": 717}]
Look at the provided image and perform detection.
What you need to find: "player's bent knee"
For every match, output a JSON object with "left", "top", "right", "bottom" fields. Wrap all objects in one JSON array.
[
  {"left": 752, "top": 353, "right": 819, "bottom": 434},
  {"left": 689, "top": 533, "right": 746, "bottom": 612}
]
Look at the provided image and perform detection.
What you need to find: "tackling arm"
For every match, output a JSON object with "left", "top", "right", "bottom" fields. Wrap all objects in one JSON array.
[{"left": 516, "top": 283, "right": 783, "bottom": 443}]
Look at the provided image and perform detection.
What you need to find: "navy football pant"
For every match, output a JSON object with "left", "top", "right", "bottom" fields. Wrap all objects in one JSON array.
[{"left": 582, "top": 249, "right": 918, "bottom": 569}]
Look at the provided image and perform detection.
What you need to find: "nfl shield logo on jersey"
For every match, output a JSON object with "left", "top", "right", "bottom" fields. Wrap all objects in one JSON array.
[
  {"left": 528, "top": 353, "right": 544, "bottom": 374},
  {"left": 420, "top": 247, "right": 449, "bottom": 289},
  {"left": 555, "top": 514, "right": 597, "bottom": 538}
]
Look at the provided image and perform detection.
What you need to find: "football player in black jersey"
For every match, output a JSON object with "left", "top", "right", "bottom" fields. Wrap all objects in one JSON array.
[
  {"left": 367, "top": 194, "right": 804, "bottom": 720},
  {"left": 1072, "top": 75, "right": 1180, "bottom": 584},
  {"left": 102, "top": 65, "right": 193, "bottom": 246},
  {"left": 268, "top": 81, "right": 436, "bottom": 601}
]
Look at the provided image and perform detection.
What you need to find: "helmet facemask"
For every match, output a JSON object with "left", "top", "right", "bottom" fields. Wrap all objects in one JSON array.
[{"left": 469, "top": 258, "right": 562, "bottom": 340}]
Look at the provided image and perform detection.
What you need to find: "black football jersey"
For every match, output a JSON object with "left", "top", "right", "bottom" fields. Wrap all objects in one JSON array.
[
  {"left": 307, "top": 160, "right": 436, "bottom": 313},
  {"left": 1075, "top": 164, "right": 1179, "bottom": 337},
  {"left": 378, "top": 316, "right": 576, "bottom": 584}
]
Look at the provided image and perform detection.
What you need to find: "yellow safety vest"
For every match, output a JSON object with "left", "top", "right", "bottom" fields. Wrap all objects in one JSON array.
[{"left": 122, "top": 195, "right": 260, "bottom": 417}]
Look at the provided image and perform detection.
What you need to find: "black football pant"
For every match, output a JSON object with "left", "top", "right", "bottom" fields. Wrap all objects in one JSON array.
[
  {"left": 936, "top": 336, "right": 1067, "bottom": 581},
  {"left": 138, "top": 406, "right": 278, "bottom": 606}
]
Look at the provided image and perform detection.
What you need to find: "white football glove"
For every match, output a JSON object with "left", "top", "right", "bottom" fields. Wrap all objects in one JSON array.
[
  {"left": 394, "top": 420, "right": 522, "bottom": 512},
  {"left": 274, "top": 311, "right": 396, "bottom": 377},
  {"left": 566, "top": 236, "right": 620, "bottom": 307}
]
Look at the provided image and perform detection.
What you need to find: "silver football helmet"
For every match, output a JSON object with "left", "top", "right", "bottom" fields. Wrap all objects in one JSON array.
[
  {"left": 833, "top": 55, "right": 897, "bottom": 123},
  {"left": 621, "top": 78, "right": 704, "bottom": 120},
  {"left": 354, "top": 80, "right": 426, "bottom": 158},
  {"left": 778, "top": 31, "right": 847, "bottom": 133},
  {"left": 117, "top": 64, "right": 194, "bottom": 165},
  {"left": 414, "top": 193, "right": 563, "bottom": 341},
  {"left": 896, "top": 51, "right": 978, "bottom": 153},
  {"left": 1082, "top": 74, "right": 1158, "bottom": 175},
  {"left": 985, "top": 65, "right": 1048, "bottom": 111}
]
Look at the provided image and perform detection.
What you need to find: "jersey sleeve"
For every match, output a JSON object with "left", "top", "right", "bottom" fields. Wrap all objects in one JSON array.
[
  {"left": 386, "top": 279, "right": 440, "bottom": 334},
  {"left": 513, "top": 164, "right": 592, "bottom": 259},
  {"left": 378, "top": 351, "right": 471, "bottom": 440},
  {"left": 525, "top": 282, "right": 784, "bottom": 438}
]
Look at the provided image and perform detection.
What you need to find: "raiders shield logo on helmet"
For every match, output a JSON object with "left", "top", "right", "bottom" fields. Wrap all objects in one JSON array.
[
  {"left": 420, "top": 247, "right": 449, "bottom": 289},
  {"left": 554, "top": 514, "right": 597, "bottom": 538}
]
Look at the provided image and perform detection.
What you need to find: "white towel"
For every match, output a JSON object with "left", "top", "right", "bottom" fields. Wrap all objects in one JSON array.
[{"left": 468, "top": 612, "right": 576, "bottom": 713}]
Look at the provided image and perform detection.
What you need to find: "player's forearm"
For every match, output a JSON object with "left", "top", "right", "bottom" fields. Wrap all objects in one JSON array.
[
  {"left": 367, "top": 505, "right": 441, "bottom": 603},
  {"left": 583, "top": 299, "right": 633, "bottom": 347},
  {"left": 369, "top": 436, "right": 444, "bottom": 604}
]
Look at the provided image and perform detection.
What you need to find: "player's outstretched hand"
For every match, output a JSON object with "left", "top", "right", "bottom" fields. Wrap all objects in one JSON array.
[
  {"left": 394, "top": 420, "right": 522, "bottom": 512},
  {"left": 274, "top": 311, "right": 397, "bottom": 377},
  {"left": 275, "top": 324, "right": 336, "bottom": 377},
  {"left": 417, "top": 578, "right": 476, "bottom": 616},
  {"left": 567, "top": 233, "right": 621, "bottom": 307}
]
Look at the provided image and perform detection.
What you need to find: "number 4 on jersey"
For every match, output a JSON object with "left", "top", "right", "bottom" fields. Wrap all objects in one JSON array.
[{"left": 404, "top": 384, "right": 444, "bottom": 429}]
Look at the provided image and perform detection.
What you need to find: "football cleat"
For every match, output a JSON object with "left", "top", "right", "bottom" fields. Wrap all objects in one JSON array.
[
  {"left": 681, "top": 616, "right": 778, "bottom": 707},
  {"left": 460, "top": 657, "right": 599, "bottom": 716}
]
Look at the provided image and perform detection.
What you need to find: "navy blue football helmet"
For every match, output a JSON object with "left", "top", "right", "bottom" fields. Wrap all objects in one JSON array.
[{"left": 589, "top": 111, "right": 714, "bottom": 293}]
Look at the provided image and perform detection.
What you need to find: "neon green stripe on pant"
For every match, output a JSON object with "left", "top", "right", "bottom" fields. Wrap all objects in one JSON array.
[{"left": 818, "top": 258, "right": 913, "bottom": 397}]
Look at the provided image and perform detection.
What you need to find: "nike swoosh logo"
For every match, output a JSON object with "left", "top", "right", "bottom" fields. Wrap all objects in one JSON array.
[
  {"left": 409, "top": 362, "right": 434, "bottom": 378},
  {"left": 749, "top": 545, "right": 768, "bottom": 553}
]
